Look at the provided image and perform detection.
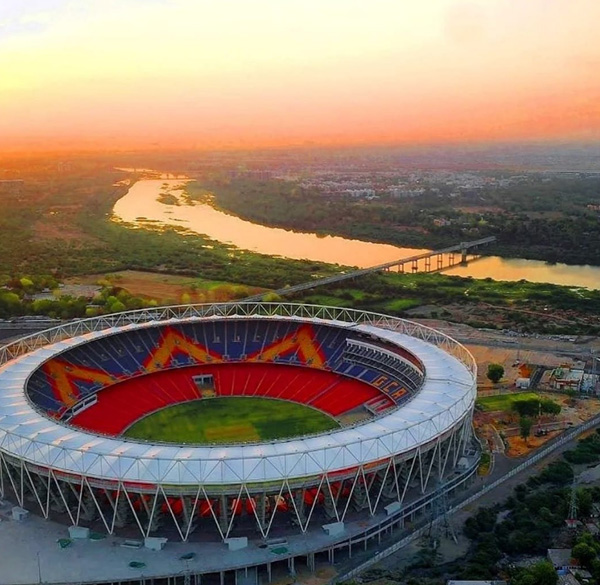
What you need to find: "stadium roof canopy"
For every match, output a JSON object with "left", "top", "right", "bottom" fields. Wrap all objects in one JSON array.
[{"left": 0, "top": 304, "right": 476, "bottom": 487}]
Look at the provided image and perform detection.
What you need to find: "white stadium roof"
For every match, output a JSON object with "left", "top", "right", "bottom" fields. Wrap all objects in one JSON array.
[{"left": 0, "top": 307, "right": 476, "bottom": 487}]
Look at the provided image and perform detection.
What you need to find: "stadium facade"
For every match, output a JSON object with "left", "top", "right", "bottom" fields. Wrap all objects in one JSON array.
[{"left": 0, "top": 303, "right": 479, "bottom": 584}]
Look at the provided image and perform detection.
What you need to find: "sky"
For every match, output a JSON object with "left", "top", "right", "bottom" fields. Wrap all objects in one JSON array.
[{"left": 1, "top": 0, "right": 600, "bottom": 151}]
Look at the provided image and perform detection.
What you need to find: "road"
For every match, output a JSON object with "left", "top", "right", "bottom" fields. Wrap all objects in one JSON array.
[
  {"left": 416, "top": 318, "right": 600, "bottom": 358},
  {"left": 332, "top": 411, "right": 600, "bottom": 582}
]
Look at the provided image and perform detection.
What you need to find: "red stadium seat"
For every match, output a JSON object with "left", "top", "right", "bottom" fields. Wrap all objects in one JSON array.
[{"left": 71, "top": 362, "right": 388, "bottom": 435}]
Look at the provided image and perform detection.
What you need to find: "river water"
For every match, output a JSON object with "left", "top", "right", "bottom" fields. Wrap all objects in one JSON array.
[{"left": 112, "top": 179, "right": 600, "bottom": 290}]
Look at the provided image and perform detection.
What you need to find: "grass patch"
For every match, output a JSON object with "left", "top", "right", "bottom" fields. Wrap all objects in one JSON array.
[
  {"left": 477, "top": 392, "right": 540, "bottom": 412},
  {"left": 302, "top": 294, "right": 355, "bottom": 307},
  {"left": 478, "top": 452, "right": 492, "bottom": 475},
  {"left": 384, "top": 298, "right": 422, "bottom": 312},
  {"left": 123, "top": 397, "right": 339, "bottom": 444}
]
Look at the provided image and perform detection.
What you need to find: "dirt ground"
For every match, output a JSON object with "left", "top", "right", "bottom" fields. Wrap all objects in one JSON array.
[
  {"left": 504, "top": 432, "right": 562, "bottom": 457},
  {"left": 271, "top": 565, "right": 336, "bottom": 585},
  {"left": 32, "top": 203, "right": 104, "bottom": 244},
  {"left": 474, "top": 391, "right": 600, "bottom": 458},
  {"left": 464, "top": 343, "right": 581, "bottom": 387},
  {"left": 419, "top": 319, "right": 600, "bottom": 355},
  {"left": 65, "top": 270, "right": 265, "bottom": 303},
  {"left": 463, "top": 329, "right": 600, "bottom": 459},
  {"left": 414, "top": 297, "right": 600, "bottom": 332}
]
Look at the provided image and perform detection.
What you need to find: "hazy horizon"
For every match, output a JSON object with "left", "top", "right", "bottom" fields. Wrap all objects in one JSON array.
[{"left": 2, "top": 0, "right": 600, "bottom": 152}]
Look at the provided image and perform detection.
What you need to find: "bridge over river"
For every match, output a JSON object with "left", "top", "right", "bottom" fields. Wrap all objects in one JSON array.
[{"left": 243, "top": 236, "right": 497, "bottom": 301}]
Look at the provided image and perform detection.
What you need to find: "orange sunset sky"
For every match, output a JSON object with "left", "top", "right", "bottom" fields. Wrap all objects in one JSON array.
[{"left": 1, "top": 0, "right": 600, "bottom": 151}]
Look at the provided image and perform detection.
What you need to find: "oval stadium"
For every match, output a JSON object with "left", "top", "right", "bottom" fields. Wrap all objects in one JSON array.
[{"left": 0, "top": 303, "right": 479, "bottom": 585}]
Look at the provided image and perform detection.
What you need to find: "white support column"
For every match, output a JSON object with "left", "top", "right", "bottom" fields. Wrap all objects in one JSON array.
[
  {"left": 145, "top": 486, "right": 162, "bottom": 538},
  {"left": 22, "top": 464, "right": 47, "bottom": 518},
  {"left": 123, "top": 485, "right": 147, "bottom": 539},
  {"left": 0, "top": 454, "right": 4, "bottom": 499},
  {"left": 84, "top": 478, "right": 112, "bottom": 534},
  {"left": 50, "top": 472, "right": 76, "bottom": 525},
  {"left": 400, "top": 453, "right": 418, "bottom": 506},
  {"left": 1, "top": 458, "right": 21, "bottom": 506}
]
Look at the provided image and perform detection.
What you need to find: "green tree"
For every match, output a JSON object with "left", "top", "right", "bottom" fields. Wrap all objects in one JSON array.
[
  {"left": 105, "top": 295, "right": 119, "bottom": 306},
  {"left": 0, "top": 291, "right": 22, "bottom": 317},
  {"left": 262, "top": 292, "right": 282, "bottom": 302},
  {"left": 529, "top": 560, "right": 558, "bottom": 585},
  {"left": 513, "top": 560, "right": 559, "bottom": 585},
  {"left": 109, "top": 300, "right": 126, "bottom": 313},
  {"left": 514, "top": 399, "right": 540, "bottom": 417},
  {"left": 540, "top": 399, "right": 561, "bottom": 416},
  {"left": 487, "top": 363, "right": 504, "bottom": 383},
  {"left": 573, "top": 542, "right": 597, "bottom": 567},
  {"left": 520, "top": 416, "right": 533, "bottom": 444},
  {"left": 577, "top": 488, "right": 593, "bottom": 518},
  {"left": 533, "top": 460, "right": 574, "bottom": 486},
  {"left": 19, "top": 276, "right": 34, "bottom": 289}
]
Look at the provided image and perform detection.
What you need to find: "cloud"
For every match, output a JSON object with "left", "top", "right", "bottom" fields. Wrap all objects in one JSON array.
[{"left": 0, "top": 0, "right": 69, "bottom": 31}]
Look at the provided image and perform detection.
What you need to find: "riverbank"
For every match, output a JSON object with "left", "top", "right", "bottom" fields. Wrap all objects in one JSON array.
[
  {"left": 3, "top": 165, "right": 600, "bottom": 337},
  {"left": 186, "top": 174, "right": 600, "bottom": 269},
  {"left": 112, "top": 177, "right": 600, "bottom": 290}
]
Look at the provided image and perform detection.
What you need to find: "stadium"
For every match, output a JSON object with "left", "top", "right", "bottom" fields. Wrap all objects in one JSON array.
[{"left": 0, "top": 303, "right": 479, "bottom": 585}]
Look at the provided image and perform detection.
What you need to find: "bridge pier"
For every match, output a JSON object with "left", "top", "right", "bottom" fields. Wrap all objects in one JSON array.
[{"left": 234, "top": 236, "right": 496, "bottom": 303}]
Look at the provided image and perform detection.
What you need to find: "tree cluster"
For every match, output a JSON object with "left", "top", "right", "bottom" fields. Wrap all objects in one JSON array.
[
  {"left": 200, "top": 175, "right": 600, "bottom": 267},
  {"left": 564, "top": 429, "right": 600, "bottom": 464},
  {"left": 513, "top": 398, "right": 562, "bottom": 418},
  {"left": 458, "top": 431, "right": 600, "bottom": 583}
]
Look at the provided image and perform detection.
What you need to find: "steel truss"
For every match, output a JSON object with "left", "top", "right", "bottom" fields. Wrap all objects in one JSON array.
[
  {"left": 0, "top": 302, "right": 476, "bottom": 376},
  {"left": 0, "top": 303, "right": 478, "bottom": 542},
  {"left": 0, "top": 417, "right": 472, "bottom": 542}
]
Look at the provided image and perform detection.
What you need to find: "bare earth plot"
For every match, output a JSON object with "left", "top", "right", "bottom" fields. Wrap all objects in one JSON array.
[{"left": 65, "top": 270, "right": 265, "bottom": 303}]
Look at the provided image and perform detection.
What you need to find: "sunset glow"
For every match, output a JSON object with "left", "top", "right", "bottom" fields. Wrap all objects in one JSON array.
[{"left": 2, "top": 0, "right": 600, "bottom": 151}]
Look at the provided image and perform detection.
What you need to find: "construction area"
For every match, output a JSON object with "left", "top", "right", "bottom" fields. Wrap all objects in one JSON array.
[{"left": 415, "top": 319, "right": 600, "bottom": 462}]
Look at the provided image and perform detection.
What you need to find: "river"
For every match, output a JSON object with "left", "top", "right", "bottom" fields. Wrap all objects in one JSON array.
[{"left": 112, "top": 179, "right": 600, "bottom": 290}]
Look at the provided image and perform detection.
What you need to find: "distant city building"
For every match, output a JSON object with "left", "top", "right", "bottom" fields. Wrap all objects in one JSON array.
[
  {"left": 228, "top": 169, "right": 273, "bottom": 180},
  {"left": 346, "top": 188, "right": 376, "bottom": 199},
  {"left": 389, "top": 186, "right": 425, "bottom": 198}
]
